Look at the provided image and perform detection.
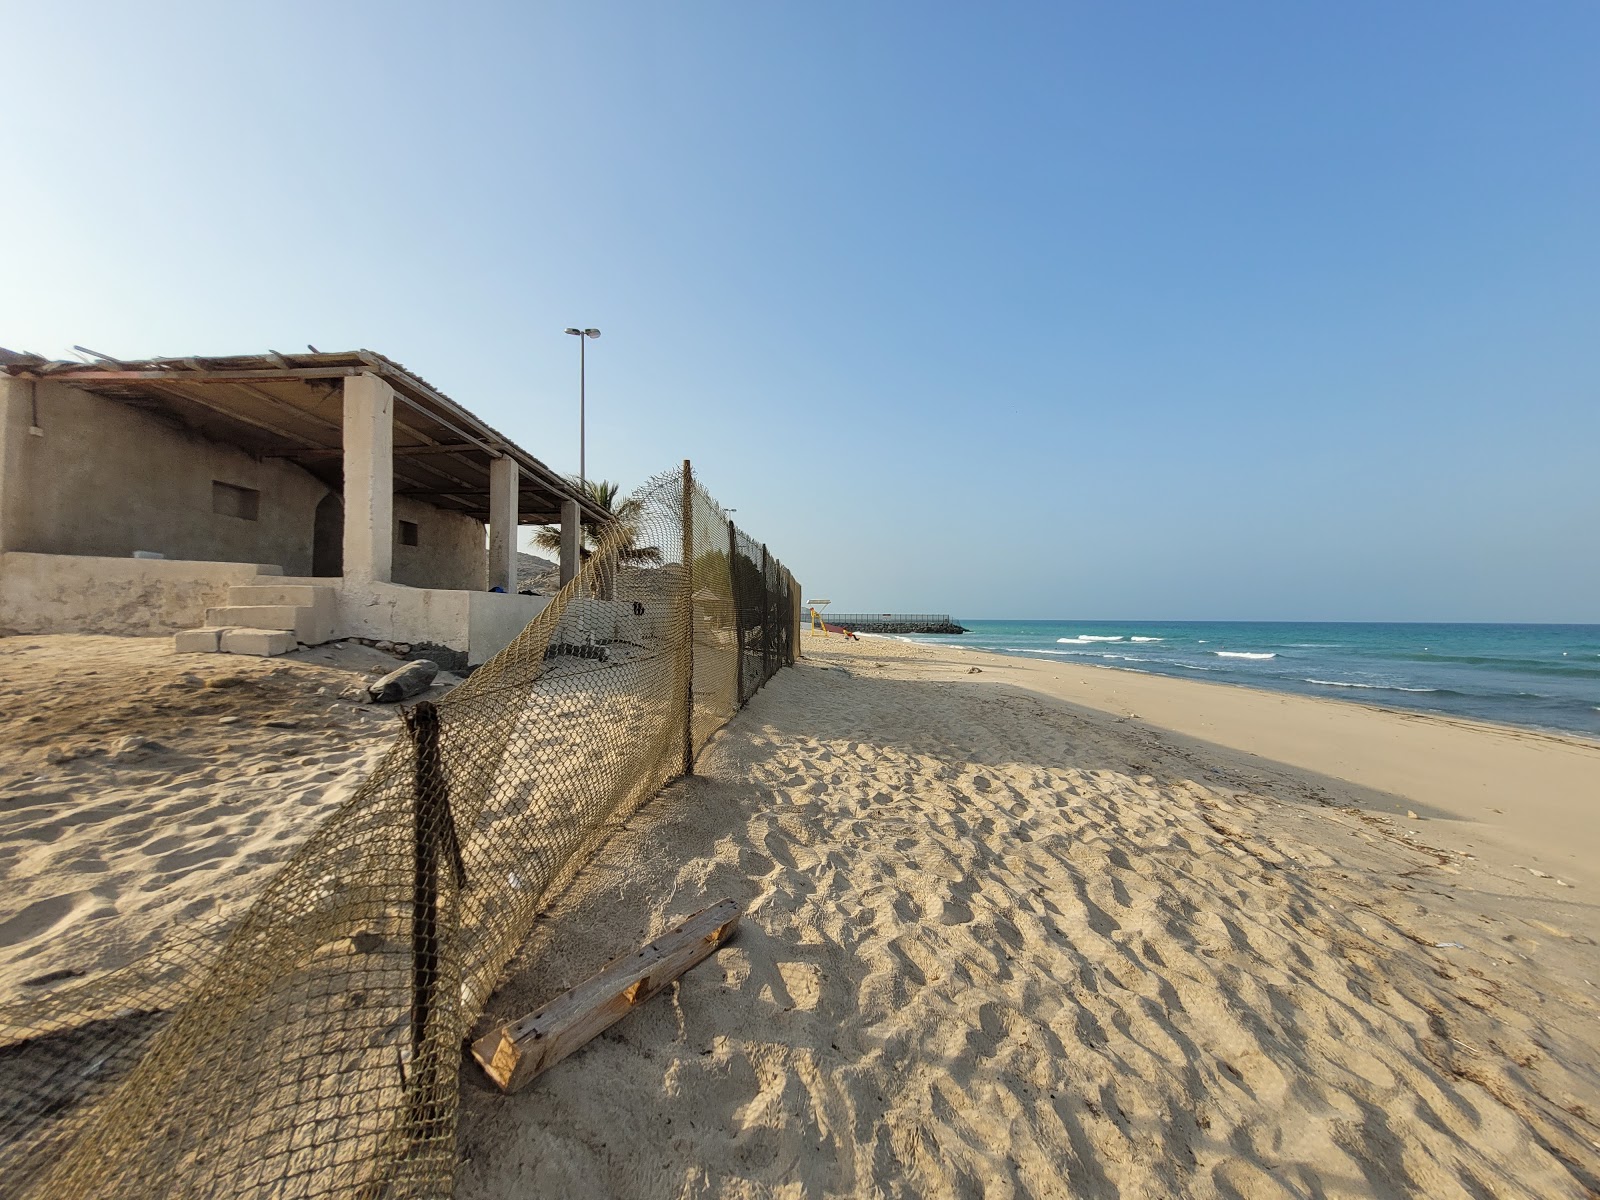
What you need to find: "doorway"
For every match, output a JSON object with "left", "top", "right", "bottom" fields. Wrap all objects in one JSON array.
[{"left": 312, "top": 492, "right": 343, "bottom": 577}]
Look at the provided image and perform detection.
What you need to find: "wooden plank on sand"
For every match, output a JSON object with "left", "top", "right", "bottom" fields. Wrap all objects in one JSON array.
[{"left": 471, "top": 898, "right": 741, "bottom": 1093}]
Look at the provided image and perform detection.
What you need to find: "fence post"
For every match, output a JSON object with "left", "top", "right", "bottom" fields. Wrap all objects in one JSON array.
[
  {"left": 729, "top": 518, "right": 745, "bottom": 708},
  {"left": 787, "top": 572, "right": 797, "bottom": 664},
  {"left": 760, "top": 543, "right": 770, "bottom": 685},
  {"left": 681, "top": 460, "right": 695, "bottom": 777},
  {"left": 402, "top": 700, "right": 466, "bottom": 1137}
]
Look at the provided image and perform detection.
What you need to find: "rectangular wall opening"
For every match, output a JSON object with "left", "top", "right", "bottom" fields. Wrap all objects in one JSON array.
[
  {"left": 212, "top": 481, "right": 260, "bottom": 521},
  {"left": 398, "top": 520, "right": 420, "bottom": 547}
]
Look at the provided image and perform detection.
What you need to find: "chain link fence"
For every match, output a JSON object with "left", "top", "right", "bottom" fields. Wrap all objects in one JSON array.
[{"left": 0, "top": 462, "right": 799, "bottom": 1199}]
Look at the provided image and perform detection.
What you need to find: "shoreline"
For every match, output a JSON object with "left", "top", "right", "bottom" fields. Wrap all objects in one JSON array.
[
  {"left": 876, "top": 632, "right": 1600, "bottom": 746},
  {"left": 846, "top": 631, "right": 1600, "bottom": 891}
]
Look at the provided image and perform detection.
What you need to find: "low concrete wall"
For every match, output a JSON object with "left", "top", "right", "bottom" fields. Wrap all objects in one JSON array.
[
  {"left": 0, "top": 551, "right": 546, "bottom": 664},
  {"left": 466, "top": 591, "right": 550, "bottom": 664},
  {"left": 335, "top": 581, "right": 547, "bottom": 665},
  {"left": 0, "top": 553, "right": 282, "bottom": 635}
]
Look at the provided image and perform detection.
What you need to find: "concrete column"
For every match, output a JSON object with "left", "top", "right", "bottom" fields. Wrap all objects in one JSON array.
[
  {"left": 559, "top": 498, "right": 580, "bottom": 586},
  {"left": 487, "top": 456, "right": 518, "bottom": 592},
  {"left": 0, "top": 377, "right": 36, "bottom": 552},
  {"left": 342, "top": 372, "right": 394, "bottom": 583}
]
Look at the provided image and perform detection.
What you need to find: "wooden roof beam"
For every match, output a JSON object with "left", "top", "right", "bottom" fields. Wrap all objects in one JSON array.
[
  {"left": 140, "top": 380, "right": 332, "bottom": 449},
  {"left": 14, "top": 366, "right": 366, "bottom": 384},
  {"left": 265, "top": 442, "right": 484, "bottom": 461}
]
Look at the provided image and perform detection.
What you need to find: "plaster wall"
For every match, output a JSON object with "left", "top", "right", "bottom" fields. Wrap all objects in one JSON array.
[
  {"left": 0, "top": 379, "right": 490, "bottom": 592},
  {"left": 1, "top": 381, "right": 327, "bottom": 572},
  {"left": 0, "top": 552, "right": 282, "bottom": 635},
  {"left": 391, "top": 496, "right": 487, "bottom": 592}
]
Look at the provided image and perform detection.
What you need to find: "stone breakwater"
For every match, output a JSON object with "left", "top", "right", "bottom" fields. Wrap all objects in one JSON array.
[{"left": 824, "top": 615, "right": 967, "bottom": 635}]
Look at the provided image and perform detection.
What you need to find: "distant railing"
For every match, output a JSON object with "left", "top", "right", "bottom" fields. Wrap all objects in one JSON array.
[{"left": 820, "top": 613, "right": 967, "bottom": 634}]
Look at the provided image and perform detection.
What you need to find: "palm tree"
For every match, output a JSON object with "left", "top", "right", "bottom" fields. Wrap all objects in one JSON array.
[{"left": 534, "top": 479, "right": 661, "bottom": 589}]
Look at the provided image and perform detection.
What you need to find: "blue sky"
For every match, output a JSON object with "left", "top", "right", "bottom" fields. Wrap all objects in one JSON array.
[{"left": 4, "top": 2, "right": 1596, "bottom": 621}]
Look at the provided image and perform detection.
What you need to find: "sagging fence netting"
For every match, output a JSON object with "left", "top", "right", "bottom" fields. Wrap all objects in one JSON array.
[{"left": 0, "top": 463, "right": 800, "bottom": 1200}]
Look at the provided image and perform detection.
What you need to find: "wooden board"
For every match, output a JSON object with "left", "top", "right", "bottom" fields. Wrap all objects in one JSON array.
[{"left": 471, "top": 898, "right": 741, "bottom": 1093}]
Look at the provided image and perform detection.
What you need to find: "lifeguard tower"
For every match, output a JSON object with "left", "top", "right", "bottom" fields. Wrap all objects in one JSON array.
[{"left": 806, "top": 599, "right": 831, "bottom": 635}]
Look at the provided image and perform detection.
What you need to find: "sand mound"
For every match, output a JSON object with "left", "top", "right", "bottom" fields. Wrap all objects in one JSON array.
[{"left": 0, "top": 635, "right": 413, "bottom": 1002}]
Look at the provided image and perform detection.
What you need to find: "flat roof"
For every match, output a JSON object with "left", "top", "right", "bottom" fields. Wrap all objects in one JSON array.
[{"left": 0, "top": 347, "right": 609, "bottom": 526}]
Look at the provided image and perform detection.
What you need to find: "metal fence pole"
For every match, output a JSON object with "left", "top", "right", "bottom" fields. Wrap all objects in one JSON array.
[{"left": 681, "top": 460, "right": 695, "bottom": 777}]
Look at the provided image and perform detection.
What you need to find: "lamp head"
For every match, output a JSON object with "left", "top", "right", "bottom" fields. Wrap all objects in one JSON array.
[
  {"left": 584, "top": 328, "right": 601, "bottom": 338},
  {"left": 563, "top": 328, "right": 583, "bottom": 336}
]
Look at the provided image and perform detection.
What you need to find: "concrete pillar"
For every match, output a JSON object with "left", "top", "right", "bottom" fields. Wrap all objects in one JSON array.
[
  {"left": 0, "top": 377, "right": 36, "bottom": 553},
  {"left": 559, "top": 498, "right": 581, "bottom": 586},
  {"left": 342, "top": 373, "right": 394, "bottom": 583},
  {"left": 487, "top": 455, "right": 518, "bottom": 592}
]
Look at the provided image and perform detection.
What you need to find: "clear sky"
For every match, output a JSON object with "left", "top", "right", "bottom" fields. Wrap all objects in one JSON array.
[{"left": 4, "top": 2, "right": 1596, "bottom": 621}]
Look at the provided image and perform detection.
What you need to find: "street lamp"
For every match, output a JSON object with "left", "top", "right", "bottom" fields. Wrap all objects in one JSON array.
[{"left": 563, "top": 327, "right": 601, "bottom": 487}]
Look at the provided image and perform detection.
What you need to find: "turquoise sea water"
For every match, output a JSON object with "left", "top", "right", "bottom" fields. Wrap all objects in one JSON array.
[{"left": 896, "top": 622, "right": 1600, "bottom": 739}]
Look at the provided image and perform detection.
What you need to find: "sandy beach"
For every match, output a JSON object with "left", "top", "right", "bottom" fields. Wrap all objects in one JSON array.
[
  {"left": 0, "top": 635, "right": 437, "bottom": 1003},
  {"left": 458, "top": 632, "right": 1600, "bottom": 1199},
  {"left": 3, "top": 631, "right": 1598, "bottom": 1196}
]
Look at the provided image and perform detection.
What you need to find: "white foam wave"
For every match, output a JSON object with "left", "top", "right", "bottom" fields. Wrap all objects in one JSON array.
[
  {"left": 1305, "top": 678, "right": 1436, "bottom": 694},
  {"left": 1129, "top": 636, "right": 1164, "bottom": 642},
  {"left": 1214, "top": 651, "right": 1276, "bottom": 660},
  {"left": 1058, "top": 635, "right": 1124, "bottom": 644}
]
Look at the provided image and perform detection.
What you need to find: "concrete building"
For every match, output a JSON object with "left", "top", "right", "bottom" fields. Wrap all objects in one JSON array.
[{"left": 0, "top": 347, "right": 602, "bottom": 665}]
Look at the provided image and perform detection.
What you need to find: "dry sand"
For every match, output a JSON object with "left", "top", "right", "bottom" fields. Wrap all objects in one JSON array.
[
  {"left": 459, "top": 633, "right": 1600, "bottom": 1199},
  {"left": 4, "top": 629, "right": 1598, "bottom": 1196},
  {"left": 0, "top": 634, "right": 439, "bottom": 1003}
]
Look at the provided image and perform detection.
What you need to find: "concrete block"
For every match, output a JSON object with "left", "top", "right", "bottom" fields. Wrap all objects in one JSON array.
[
  {"left": 227, "top": 585, "right": 331, "bottom": 607},
  {"left": 174, "top": 627, "right": 224, "bottom": 653},
  {"left": 206, "top": 602, "right": 334, "bottom": 646},
  {"left": 220, "top": 628, "right": 296, "bottom": 656},
  {"left": 206, "top": 603, "right": 299, "bottom": 629}
]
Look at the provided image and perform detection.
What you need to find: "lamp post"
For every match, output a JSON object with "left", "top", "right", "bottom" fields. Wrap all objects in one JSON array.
[{"left": 563, "top": 327, "right": 601, "bottom": 488}]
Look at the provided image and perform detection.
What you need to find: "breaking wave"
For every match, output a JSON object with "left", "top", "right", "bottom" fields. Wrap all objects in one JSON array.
[
  {"left": 1214, "top": 651, "right": 1276, "bottom": 660},
  {"left": 1305, "top": 678, "right": 1439, "bottom": 694},
  {"left": 1058, "top": 635, "right": 1124, "bottom": 644}
]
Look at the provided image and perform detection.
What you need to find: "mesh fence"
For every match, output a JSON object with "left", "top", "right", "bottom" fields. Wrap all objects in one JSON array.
[{"left": 0, "top": 463, "right": 799, "bottom": 1200}]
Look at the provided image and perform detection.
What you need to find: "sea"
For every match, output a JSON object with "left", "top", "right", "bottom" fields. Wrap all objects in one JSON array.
[{"left": 894, "top": 621, "right": 1600, "bottom": 739}]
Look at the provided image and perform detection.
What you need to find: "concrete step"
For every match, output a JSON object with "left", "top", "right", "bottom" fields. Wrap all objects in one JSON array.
[
  {"left": 206, "top": 603, "right": 300, "bottom": 629},
  {"left": 221, "top": 628, "right": 296, "bottom": 656},
  {"left": 228, "top": 584, "right": 336, "bottom": 607},
  {"left": 174, "top": 626, "right": 297, "bottom": 656},
  {"left": 174, "top": 627, "right": 226, "bottom": 654},
  {"left": 205, "top": 603, "right": 333, "bottom": 646}
]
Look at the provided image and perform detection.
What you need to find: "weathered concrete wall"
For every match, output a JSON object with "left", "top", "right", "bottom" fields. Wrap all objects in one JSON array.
[
  {"left": 334, "top": 580, "right": 546, "bottom": 664},
  {"left": 392, "top": 497, "right": 487, "bottom": 592},
  {"left": 466, "top": 591, "right": 550, "bottom": 663},
  {"left": 2, "top": 381, "right": 327, "bottom": 572},
  {"left": 0, "top": 378, "right": 491, "bottom": 592},
  {"left": 0, "top": 552, "right": 282, "bottom": 635},
  {"left": 0, "top": 378, "right": 34, "bottom": 553}
]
